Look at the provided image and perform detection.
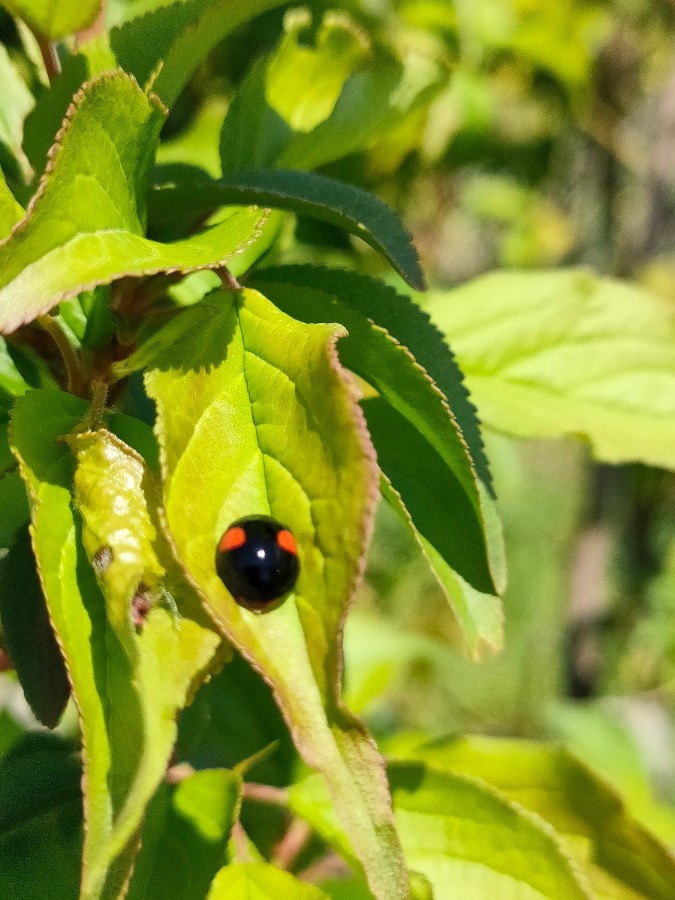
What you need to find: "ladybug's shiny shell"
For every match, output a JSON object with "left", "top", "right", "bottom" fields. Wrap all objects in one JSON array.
[{"left": 216, "top": 516, "right": 299, "bottom": 608}]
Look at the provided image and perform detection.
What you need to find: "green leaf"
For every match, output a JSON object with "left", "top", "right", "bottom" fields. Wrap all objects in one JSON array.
[
  {"left": 0, "top": 70, "right": 265, "bottom": 334},
  {"left": 143, "top": 288, "right": 409, "bottom": 900},
  {"left": 0, "top": 173, "right": 23, "bottom": 239},
  {"left": 0, "top": 0, "right": 101, "bottom": 39},
  {"left": 22, "top": 51, "right": 91, "bottom": 178},
  {"left": 391, "top": 736, "right": 675, "bottom": 900},
  {"left": 365, "top": 398, "right": 504, "bottom": 657},
  {"left": 0, "top": 419, "right": 13, "bottom": 476},
  {"left": 0, "top": 734, "right": 83, "bottom": 900},
  {"left": 0, "top": 45, "right": 33, "bottom": 180},
  {"left": 0, "top": 338, "right": 30, "bottom": 400},
  {"left": 220, "top": 33, "right": 444, "bottom": 175},
  {"left": 290, "top": 763, "right": 592, "bottom": 900},
  {"left": 218, "top": 56, "right": 294, "bottom": 173},
  {"left": 426, "top": 270, "right": 675, "bottom": 470},
  {"left": 0, "top": 527, "right": 70, "bottom": 728},
  {"left": 250, "top": 267, "right": 502, "bottom": 656},
  {"left": 265, "top": 9, "right": 368, "bottom": 133},
  {"left": 0, "top": 469, "right": 29, "bottom": 548},
  {"left": 252, "top": 265, "right": 490, "bottom": 490},
  {"left": 128, "top": 769, "right": 242, "bottom": 900},
  {"left": 10, "top": 390, "right": 222, "bottom": 900},
  {"left": 149, "top": 170, "right": 426, "bottom": 290},
  {"left": 207, "top": 863, "right": 328, "bottom": 900},
  {"left": 278, "top": 54, "right": 444, "bottom": 172},
  {"left": 108, "top": 0, "right": 289, "bottom": 107}
]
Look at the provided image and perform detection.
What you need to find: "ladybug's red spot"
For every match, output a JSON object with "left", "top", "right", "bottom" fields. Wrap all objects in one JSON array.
[
  {"left": 220, "top": 526, "right": 247, "bottom": 552},
  {"left": 276, "top": 529, "right": 297, "bottom": 555}
]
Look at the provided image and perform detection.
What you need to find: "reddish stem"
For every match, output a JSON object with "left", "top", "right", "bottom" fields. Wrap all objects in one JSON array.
[
  {"left": 76, "top": 0, "right": 107, "bottom": 45},
  {"left": 36, "top": 34, "right": 61, "bottom": 85},
  {"left": 231, "top": 821, "right": 254, "bottom": 863},
  {"left": 296, "top": 852, "right": 352, "bottom": 884},
  {"left": 241, "top": 782, "right": 289, "bottom": 806},
  {"left": 166, "top": 762, "right": 195, "bottom": 784},
  {"left": 271, "top": 818, "right": 312, "bottom": 871},
  {"left": 218, "top": 267, "right": 242, "bottom": 291}
]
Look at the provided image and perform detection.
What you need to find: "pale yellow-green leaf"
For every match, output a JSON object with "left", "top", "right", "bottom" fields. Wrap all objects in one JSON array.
[
  {"left": 144, "top": 288, "right": 408, "bottom": 900},
  {"left": 0, "top": 0, "right": 101, "bottom": 39},
  {"left": 427, "top": 270, "right": 675, "bottom": 470},
  {"left": 207, "top": 863, "right": 328, "bottom": 899},
  {"left": 390, "top": 735, "right": 675, "bottom": 900},
  {"left": 289, "top": 764, "right": 592, "bottom": 900},
  {"left": 266, "top": 9, "right": 368, "bottom": 132}
]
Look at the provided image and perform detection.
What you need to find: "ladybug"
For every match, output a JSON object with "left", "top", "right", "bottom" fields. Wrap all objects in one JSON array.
[{"left": 215, "top": 516, "right": 299, "bottom": 609}]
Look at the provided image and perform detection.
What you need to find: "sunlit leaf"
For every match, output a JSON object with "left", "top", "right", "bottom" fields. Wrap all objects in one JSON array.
[
  {"left": 0, "top": 0, "right": 100, "bottom": 38},
  {"left": 427, "top": 270, "right": 675, "bottom": 470},
  {"left": 0, "top": 71, "right": 265, "bottom": 334},
  {"left": 390, "top": 735, "right": 675, "bottom": 900},
  {"left": 220, "top": 35, "right": 444, "bottom": 174},
  {"left": 0, "top": 174, "right": 23, "bottom": 239},
  {"left": 207, "top": 862, "right": 328, "bottom": 900},
  {"left": 251, "top": 266, "right": 502, "bottom": 655},
  {"left": 265, "top": 9, "right": 368, "bottom": 133},
  {"left": 251, "top": 265, "right": 490, "bottom": 489},
  {"left": 0, "top": 44, "right": 33, "bottom": 181},
  {"left": 290, "top": 762, "right": 592, "bottom": 899},
  {"left": 22, "top": 52, "right": 91, "bottom": 178},
  {"left": 108, "top": 0, "right": 289, "bottom": 106},
  {"left": 128, "top": 769, "right": 242, "bottom": 900},
  {"left": 143, "top": 288, "right": 409, "bottom": 900},
  {"left": 10, "top": 391, "right": 222, "bottom": 899}
]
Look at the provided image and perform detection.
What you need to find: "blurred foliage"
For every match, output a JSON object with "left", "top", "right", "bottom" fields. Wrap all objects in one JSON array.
[{"left": 326, "top": 0, "right": 675, "bottom": 845}]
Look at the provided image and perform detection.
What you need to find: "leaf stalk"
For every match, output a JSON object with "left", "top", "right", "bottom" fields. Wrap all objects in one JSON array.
[{"left": 37, "top": 314, "right": 84, "bottom": 395}]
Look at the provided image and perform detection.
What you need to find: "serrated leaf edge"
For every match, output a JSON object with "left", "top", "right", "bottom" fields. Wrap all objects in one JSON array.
[
  {"left": 379, "top": 471, "right": 503, "bottom": 661},
  {"left": 0, "top": 69, "right": 160, "bottom": 248},
  {"left": 7, "top": 416, "right": 92, "bottom": 883},
  {"left": 250, "top": 264, "right": 492, "bottom": 492},
  {"left": 0, "top": 70, "right": 270, "bottom": 331}
]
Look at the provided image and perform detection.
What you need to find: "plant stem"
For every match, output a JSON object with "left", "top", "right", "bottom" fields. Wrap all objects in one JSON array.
[
  {"left": 76, "top": 0, "right": 107, "bottom": 44},
  {"left": 87, "top": 378, "right": 109, "bottom": 428},
  {"left": 241, "top": 782, "right": 289, "bottom": 806},
  {"left": 296, "top": 852, "right": 352, "bottom": 884},
  {"left": 218, "top": 267, "right": 242, "bottom": 291},
  {"left": 166, "top": 762, "right": 195, "bottom": 784},
  {"left": 230, "top": 821, "right": 254, "bottom": 864},
  {"left": 37, "top": 314, "right": 83, "bottom": 394},
  {"left": 36, "top": 34, "right": 61, "bottom": 85},
  {"left": 271, "top": 818, "right": 312, "bottom": 871}
]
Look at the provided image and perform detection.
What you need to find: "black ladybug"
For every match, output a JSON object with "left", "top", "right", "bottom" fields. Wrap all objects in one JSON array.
[{"left": 215, "top": 516, "right": 299, "bottom": 609}]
